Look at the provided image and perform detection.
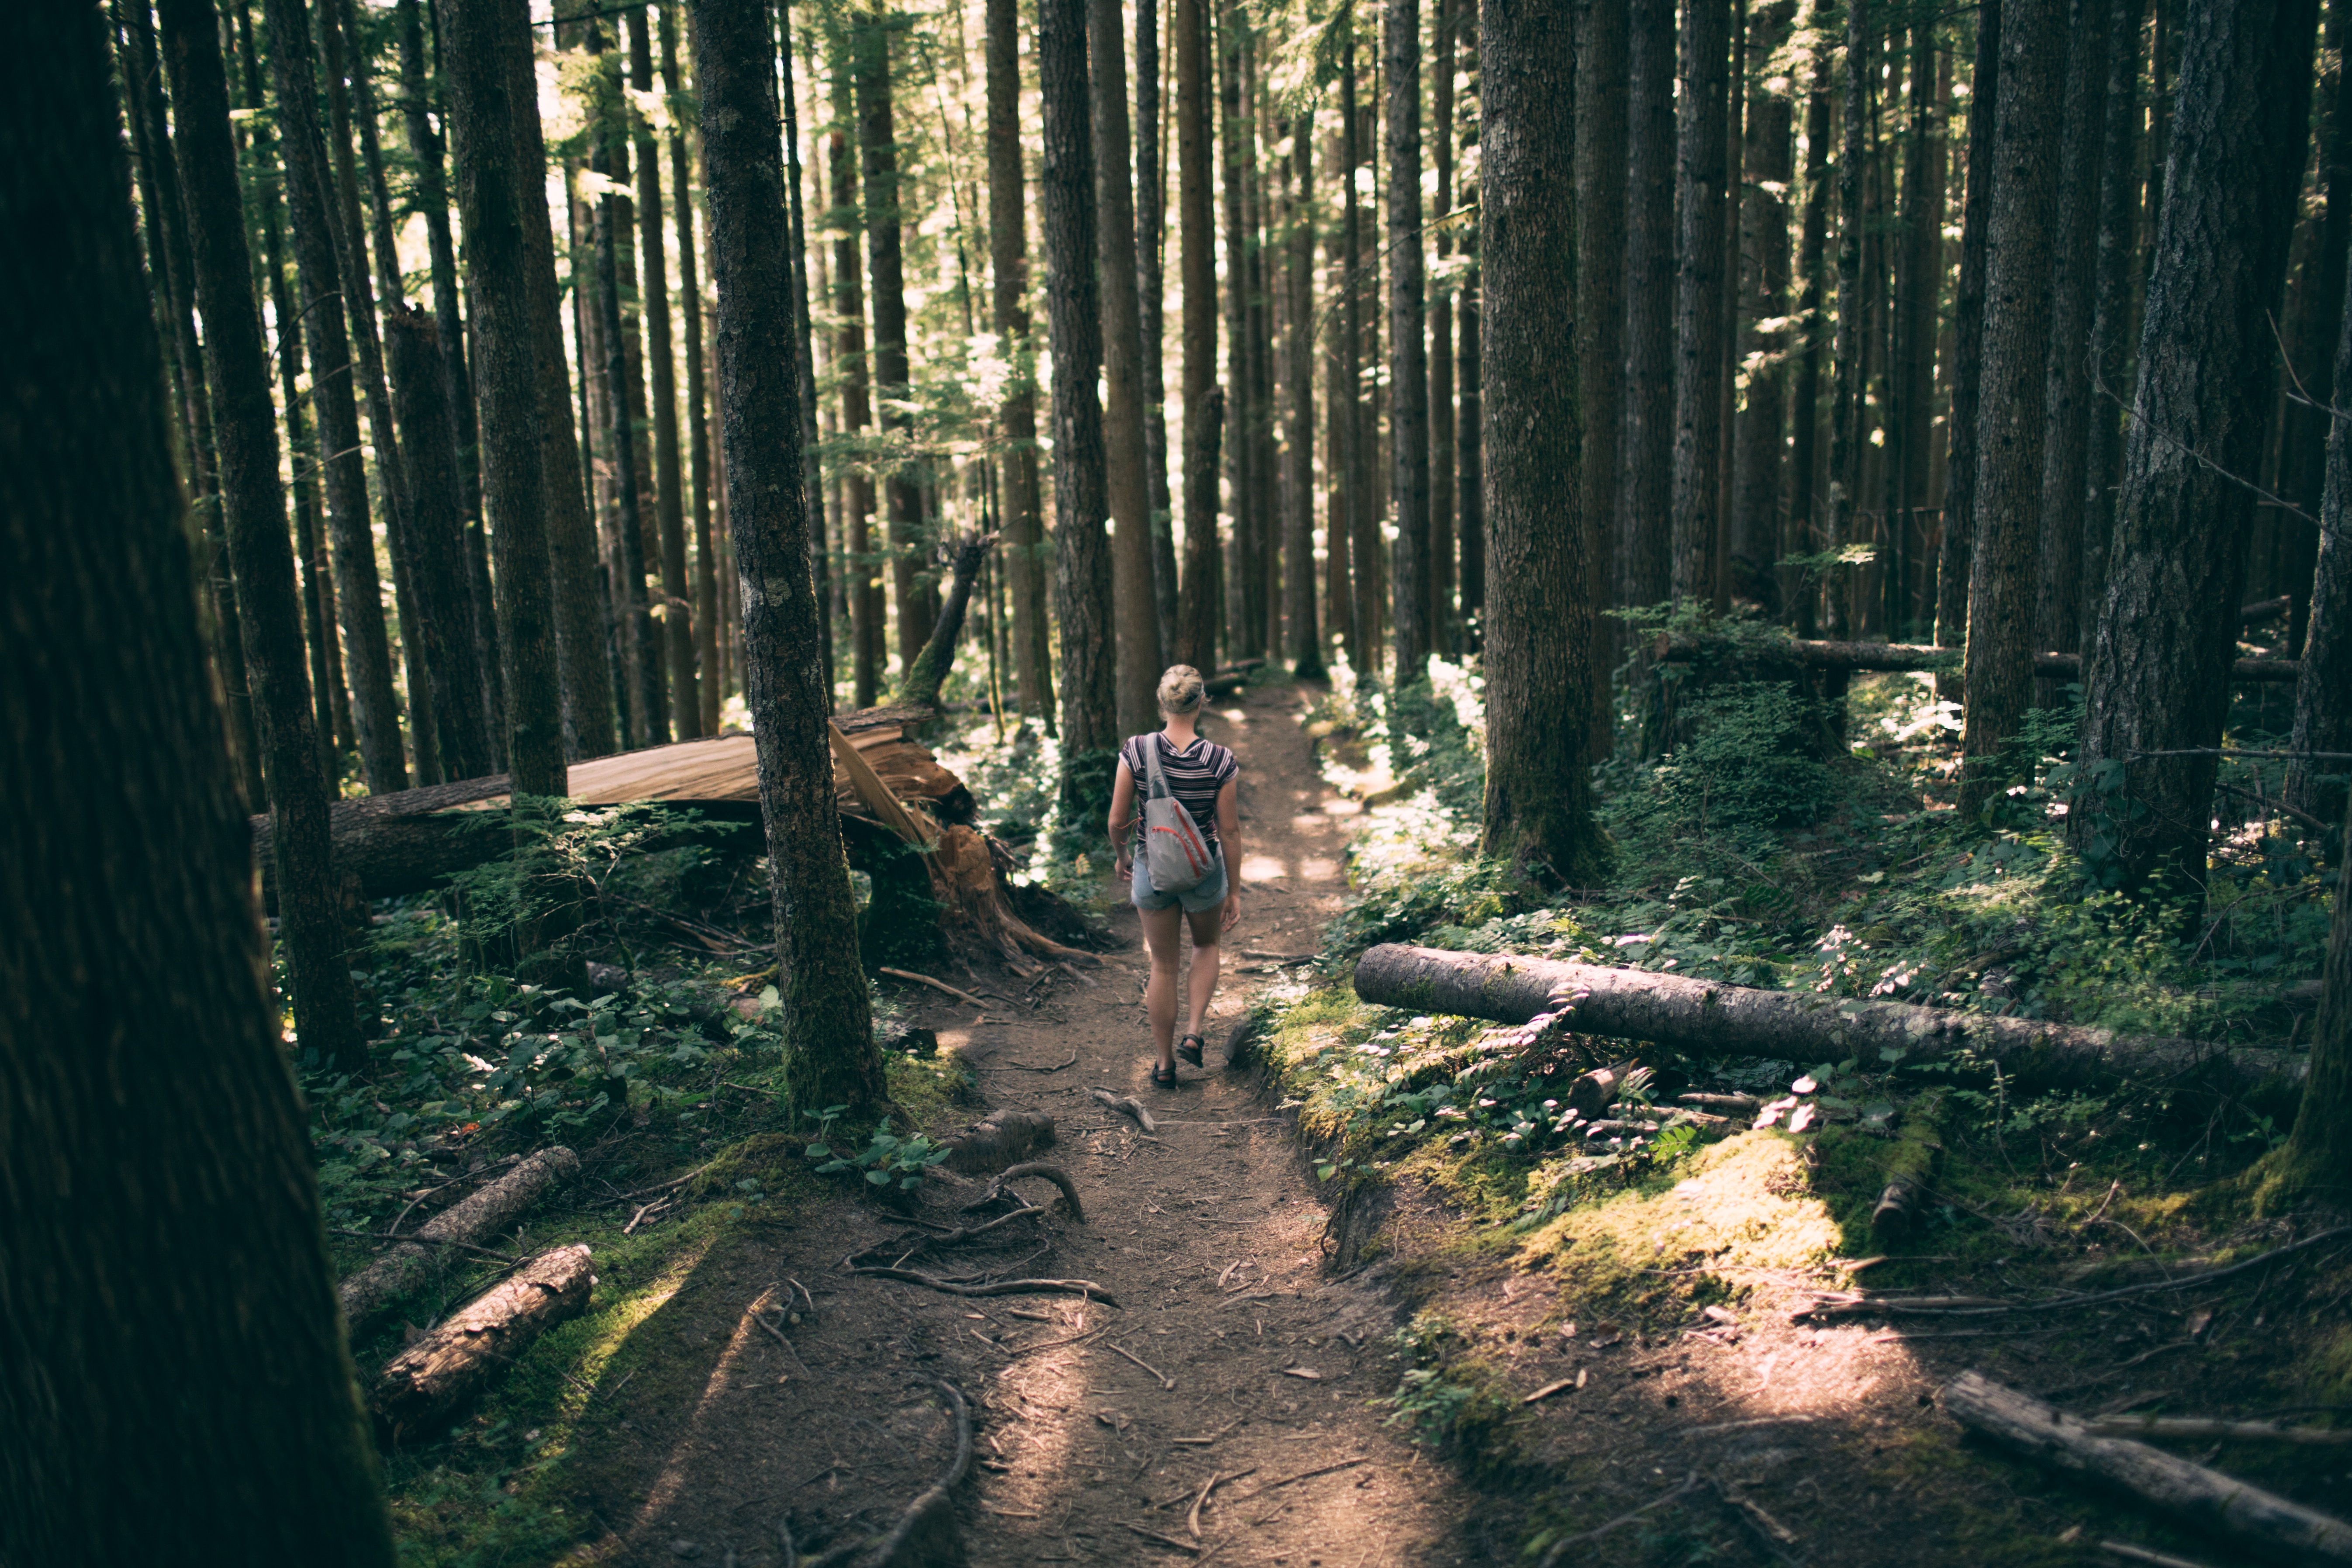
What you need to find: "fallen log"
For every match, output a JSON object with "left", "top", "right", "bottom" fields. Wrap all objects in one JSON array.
[
  {"left": 339, "top": 1145, "right": 579, "bottom": 1334},
  {"left": 1656, "top": 633, "right": 2301, "bottom": 684},
  {"left": 369, "top": 1245, "right": 595, "bottom": 1442},
  {"left": 1941, "top": 1371, "right": 2352, "bottom": 1563},
  {"left": 1351, "top": 944, "right": 2303, "bottom": 1093}
]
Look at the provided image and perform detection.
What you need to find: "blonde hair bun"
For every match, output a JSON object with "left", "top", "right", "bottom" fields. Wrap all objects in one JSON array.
[{"left": 1157, "top": 664, "right": 1207, "bottom": 715}]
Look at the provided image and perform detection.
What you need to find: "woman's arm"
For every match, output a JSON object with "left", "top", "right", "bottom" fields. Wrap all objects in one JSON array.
[
  {"left": 1108, "top": 758, "right": 1137, "bottom": 873},
  {"left": 1215, "top": 777, "right": 1241, "bottom": 930}
]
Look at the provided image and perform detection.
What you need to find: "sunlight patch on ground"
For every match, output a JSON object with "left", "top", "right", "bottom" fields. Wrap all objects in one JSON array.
[
  {"left": 1525, "top": 1133, "right": 1845, "bottom": 1282},
  {"left": 625, "top": 1274, "right": 781, "bottom": 1544},
  {"left": 1240, "top": 854, "right": 1292, "bottom": 884}
]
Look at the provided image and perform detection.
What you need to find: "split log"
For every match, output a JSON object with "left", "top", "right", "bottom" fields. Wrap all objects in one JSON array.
[
  {"left": 1655, "top": 633, "right": 2301, "bottom": 684},
  {"left": 1941, "top": 1371, "right": 2352, "bottom": 1562},
  {"left": 938, "top": 1109, "right": 1059, "bottom": 1174},
  {"left": 1352, "top": 944, "right": 2303, "bottom": 1093},
  {"left": 338, "top": 1145, "right": 579, "bottom": 1334},
  {"left": 369, "top": 1245, "right": 595, "bottom": 1442},
  {"left": 1566, "top": 1059, "right": 1637, "bottom": 1119}
]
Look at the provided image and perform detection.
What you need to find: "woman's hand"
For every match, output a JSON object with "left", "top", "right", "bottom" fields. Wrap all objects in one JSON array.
[{"left": 1221, "top": 891, "right": 1242, "bottom": 932}]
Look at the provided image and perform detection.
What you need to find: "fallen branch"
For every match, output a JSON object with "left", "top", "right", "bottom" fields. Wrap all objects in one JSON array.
[
  {"left": 339, "top": 1146, "right": 579, "bottom": 1334},
  {"left": 1535, "top": 1473, "right": 1703, "bottom": 1566},
  {"left": 369, "top": 1246, "right": 596, "bottom": 1442},
  {"left": 1806, "top": 1227, "right": 2352, "bottom": 1319},
  {"left": 1109, "top": 1341, "right": 1176, "bottom": 1389},
  {"left": 2086, "top": 1416, "right": 2352, "bottom": 1447},
  {"left": 2101, "top": 1541, "right": 2221, "bottom": 1568},
  {"left": 963, "top": 1161, "right": 1088, "bottom": 1223},
  {"left": 1122, "top": 1522, "right": 1208, "bottom": 1554},
  {"left": 1226, "top": 1454, "right": 1368, "bottom": 1505},
  {"left": 1188, "top": 1471, "right": 1232, "bottom": 1541},
  {"left": 879, "top": 967, "right": 990, "bottom": 1008},
  {"left": 1007, "top": 1051, "right": 1079, "bottom": 1072},
  {"left": 1941, "top": 1372, "right": 2352, "bottom": 1563},
  {"left": 1091, "top": 1088, "right": 1160, "bottom": 1133},
  {"left": 328, "top": 1227, "right": 521, "bottom": 1266},
  {"left": 850, "top": 1266, "right": 1122, "bottom": 1308},
  {"left": 1353, "top": 944, "right": 2304, "bottom": 1093}
]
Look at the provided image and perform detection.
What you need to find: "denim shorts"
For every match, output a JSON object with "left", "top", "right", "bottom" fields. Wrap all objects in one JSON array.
[{"left": 1130, "top": 844, "right": 1229, "bottom": 913}]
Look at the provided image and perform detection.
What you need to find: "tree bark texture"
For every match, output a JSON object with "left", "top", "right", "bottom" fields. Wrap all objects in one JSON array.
[
  {"left": 629, "top": 9, "right": 699, "bottom": 740},
  {"left": 659, "top": 5, "right": 720, "bottom": 735},
  {"left": 1619, "top": 0, "right": 1677, "bottom": 618},
  {"left": 1479, "top": 0, "right": 1606, "bottom": 888},
  {"left": 986, "top": 0, "right": 1053, "bottom": 728},
  {"left": 337, "top": 1145, "right": 580, "bottom": 1333},
  {"left": 1339, "top": 22, "right": 1370, "bottom": 670},
  {"left": 1351, "top": 946, "right": 2301, "bottom": 1092},
  {"left": 1136, "top": 0, "right": 1179, "bottom": 661},
  {"left": 2275, "top": 2, "right": 2352, "bottom": 656},
  {"left": 1889, "top": 18, "right": 1945, "bottom": 634},
  {"left": 1733, "top": 11, "right": 1793, "bottom": 608},
  {"left": 263, "top": 0, "right": 405, "bottom": 794},
  {"left": 2279, "top": 766, "right": 2352, "bottom": 1185},
  {"left": 1175, "top": 0, "right": 1218, "bottom": 673},
  {"left": 1041, "top": 0, "right": 1120, "bottom": 808},
  {"left": 1936, "top": 0, "right": 2000, "bottom": 657},
  {"left": 776, "top": 4, "right": 831, "bottom": 708},
  {"left": 854, "top": 11, "right": 932, "bottom": 672},
  {"left": 593, "top": 38, "right": 664, "bottom": 753},
  {"left": 2289, "top": 259, "right": 2352, "bottom": 824},
  {"left": 0, "top": 8, "right": 397, "bottom": 1546},
  {"left": 2080, "top": 0, "right": 2146, "bottom": 642},
  {"left": 370, "top": 1245, "right": 594, "bottom": 1443},
  {"left": 2078, "top": 0, "right": 2319, "bottom": 893},
  {"left": 438, "top": 0, "right": 568, "bottom": 798},
  {"left": 1224, "top": 4, "right": 1266, "bottom": 664},
  {"left": 1577, "top": 0, "right": 1627, "bottom": 706},
  {"left": 1386, "top": 0, "right": 1431, "bottom": 680},
  {"left": 1784, "top": 55, "right": 1832, "bottom": 630},
  {"left": 1285, "top": 114, "right": 1324, "bottom": 678},
  {"left": 695, "top": 0, "right": 884, "bottom": 1117},
  {"left": 1671, "top": 0, "right": 1730, "bottom": 605},
  {"left": 1821, "top": 0, "right": 1869, "bottom": 638},
  {"left": 829, "top": 85, "right": 885, "bottom": 710},
  {"left": 1957, "top": 0, "right": 2066, "bottom": 816},
  {"left": 1091, "top": 0, "right": 1166, "bottom": 735},
  {"left": 159, "top": 0, "right": 365, "bottom": 1069},
  {"left": 1428, "top": 0, "right": 1458, "bottom": 655}
]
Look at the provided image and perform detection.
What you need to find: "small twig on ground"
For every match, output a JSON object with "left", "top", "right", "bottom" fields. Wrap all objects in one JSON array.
[
  {"left": 1170, "top": 1418, "right": 1247, "bottom": 1449},
  {"left": 326, "top": 1227, "right": 521, "bottom": 1265},
  {"left": 1004, "top": 1327, "right": 1106, "bottom": 1359},
  {"left": 2100, "top": 1540, "right": 2221, "bottom": 1568},
  {"left": 1122, "top": 1522, "right": 1206, "bottom": 1554},
  {"left": 1109, "top": 1341, "right": 1176, "bottom": 1389},
  {"left": 1535, "top": 1472, "right": 1703, "bottom": 1565},
  {"left": 848, "top": 1266, "right": 1122, "bottom": 1308},
  {"left": 604, "top": 1164, "right": 711, "bottom": 1203},
  {"left": 1091, "top": 1088, "right": 1160, "bottom": 1133},
  {"left": 1008, "top": 1051, "right": 1080, "bottom": 1072},
  {"left": 880, "top": 966, "right": 991, "bottom": 1008},
  {"left": 623, "top": 1196, "right": 673, "bottom": 1235},
  {"left": 1188, "top": 1471, "right": 1234, "bottom": 1541},
  {"left": 2086, "top": 1415, "right": 2352, "bottom": 1447},
  {"left": 1228, "top": 1454, "right": 1369, "bottom": 1506},
  {"left": 752, "top": 1306, "right": 812, "bottom": 1375}
]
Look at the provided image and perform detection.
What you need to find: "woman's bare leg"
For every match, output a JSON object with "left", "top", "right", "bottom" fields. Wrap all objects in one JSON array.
[
  {"left": 1141, "top": 903, "right": 1184, "bottom": 1069},
  {"left": 1182, "top": 902, "right": 1223, "bottom": 1043}
]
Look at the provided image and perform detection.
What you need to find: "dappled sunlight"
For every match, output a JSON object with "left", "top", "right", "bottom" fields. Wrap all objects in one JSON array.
[
  {"left": 623, "top": 1269, "right": 774, "bottom": 1540},
  {"left": 1240, "top": 853, "right": 1292, "bottom": 884}
]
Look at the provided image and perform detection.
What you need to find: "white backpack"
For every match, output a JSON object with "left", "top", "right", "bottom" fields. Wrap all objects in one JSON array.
[{"left": 1140, "top": 737, "right": 1216, "bottom": 892}]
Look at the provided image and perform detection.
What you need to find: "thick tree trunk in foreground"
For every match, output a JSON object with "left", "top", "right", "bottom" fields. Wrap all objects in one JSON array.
[
  {"left": 987, "top": 0, "right": 1052, "bottom": 728},
  {"left": 1041, "top": 0, "right": 1119, "bottom": 814},
  {"left": 1619, "top": 0, "right": 1676, "bottom": 619},
  {"left": 2077, "top": 0, "right": 2318, "bottom": 895},
  {"left": 1386, "top": 0, "right": 1431, "bottom": 679},
  {"left": 0, "top": 9, "right": 394, "bottom": 1550},
  {"left": 439, "top": 0, "right": 567, "bottom": 799},
  {"left": 370, "top": 1245, "right": 595, "bottom": 1442},
  {"left": 1352, "top": 945, "right": 2301, "bottom": 1092},
  {"left": 1941, "top": 1373, "right": 2352, "bottom": 1563},
  {"left": 696, "top": 0, "right": 883, "bottom": 1116},
  {"left": 1479, "top": 0, "right": 1606, "bottom": 887},
  {"left": 159, "top": 0, "right": 363, "bottom": 1069},
  {"left": 1958, "top": 0, "right": 2067, "bottom": 816}
]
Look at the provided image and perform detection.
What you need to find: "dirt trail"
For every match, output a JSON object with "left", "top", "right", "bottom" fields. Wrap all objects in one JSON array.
[{"left": 564, "top": 685, "right": 1474, "bottom": 1566}]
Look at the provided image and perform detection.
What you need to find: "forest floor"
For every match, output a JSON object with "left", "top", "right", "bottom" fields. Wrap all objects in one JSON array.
[{"left": 345, "top": 675, "right": 2352, "bottom": 1568}]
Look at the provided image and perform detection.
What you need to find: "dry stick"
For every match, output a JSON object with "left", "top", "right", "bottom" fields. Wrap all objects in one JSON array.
[
  {"left": 1171, "top": 1419, "right": 1248, "bottom": 1450},
  {"left": 1809, "top": 1227, "right": 2352, "bottom": 1319},
  {"left": 1091, "top": 1087, "right": 1160, "bottom": 1133},
  {"left": 1226, "top": 1454, "right": 1369, "bottom": 1506},
  {"left": 1008, "top": 1051, "right": 1080, "bottom": 1071},
  {"left": 1122, "top": 1522, "right": 1206, "bottom": 1554},
  {"left": 879, "top": 966, "right": 993, "bottom": 1008},
  {"left": 752, "top": 1307, "right": 812, "bottom": 1375},
  {"left": 604, "top": 1162, "right": 711, "bottom": 1202},
  {"left": 2086, "top": 1416, "right": 2352, "bottom": 1447},
  {"left": 1109, "top": 1341, "right": 1176, "bottom": 1389},
  {"left": 848, "top": 1266, "right": 1124, "bottom": 1308},
  {"left": 1004, "top": 1327, "right": 1107, "bottom": 1360},
  {"left": 1187, "top": 1471, "right": 1231, "bottom": 1541},
  {"left": 2100, "top": 1541, "right": 2221, "bottom": 1568}
]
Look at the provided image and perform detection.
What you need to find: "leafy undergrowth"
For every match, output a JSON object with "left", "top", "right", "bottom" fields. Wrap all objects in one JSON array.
[{"left": 1260, "top": 635, "right": 2348, "bottom": 1561}]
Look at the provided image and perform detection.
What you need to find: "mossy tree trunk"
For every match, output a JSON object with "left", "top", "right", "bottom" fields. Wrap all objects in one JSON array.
[
  {"left": 694, "top": 0, "right": 884, "bottom": 1117},
  {"left": 0, "top": 7, "right": 395, "bottom": 1550},
  {"left": 1478, "top": 0, "right": 1606, "bottom": 888}
]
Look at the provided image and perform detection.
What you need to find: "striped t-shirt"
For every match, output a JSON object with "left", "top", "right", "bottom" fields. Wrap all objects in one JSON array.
[{"left": 1121, "top": 732, "right": 1239, "bottom": 849}]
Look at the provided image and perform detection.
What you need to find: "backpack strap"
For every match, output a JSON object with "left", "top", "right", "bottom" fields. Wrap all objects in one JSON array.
[{"left": 1140, "top": 734, "right": 1171, "bottom": 800}]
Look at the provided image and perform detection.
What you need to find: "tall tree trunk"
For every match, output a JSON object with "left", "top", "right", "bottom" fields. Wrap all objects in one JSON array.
[
  {"left": 2077, "top": 0, "right": 2319, "bottom": 897},
  {"left": 1040, "top": 0, "right": 1121, "bottom": 813},
  {"left": 1326, "top": 145, "right": 1355, "bottom": 660},
  {"left": 1386, "top": 0, "right": 1431, "bottom": 680},
  {"left": 438, "top": 0, "right": 568, "bottom": 798},
  {"left": 1221, "top": 1, "right": 1262, "bottom": 663},
  {"left": 987, "top": 0, "right": 1053, "bottom": 727},
  {"left": 781, "top": 7, "right": 833, "bottom": 708},
  {"left": 1734, "top": 8, "right": 1795, "bottom": 613},
  {"left": 853, "top": 9, "right": 931, "bottom": 673},
  {"left": 4, "top": 18, "right": 398, "bottom": 1548},
  {"left": 1428, "top": 0, "right": 1457, "bottom": 656},
  {"left": 1481, "top": 0, "right": 1606, "bottom": 886},
  {"left": 2080, "top": 0, "right": 2146, "bottom": 643},
  {"left": 1174, "top": 0, "right": 1220, "bottom": 670},
  {"left": 691, "top": 0, "right": 882, "bottom": 1117},
  {"left": 1784, "top": 53, "right": 1832, "bottom": 631},
  {"left": 1712, "top": 0, "right": 1746, "bottom": 617},
  {"left": 159, "top": 0, "right": 365, "bottom": 1067},
  {"left": 2288, "top": 258, "right": 2352, "bottom": 824},
  {"left": 629, "top": 8, "right": 699, "bottom": 739},
  {"left": 1671, "top": 0, "right": 1730, "bottom": 605},
  {"left": 262, "top": 0, "right": 406, "bottom": 794},
  {"left": 1285, "top": 111, "right": 1325, "bottom": 677},
  {"left": 1619, "top": 0, "right": 1676, "bottom": 619},
  {"left": 830, "top": 98, "right": 884, "bottom": 708},
  {"left": 663, "top": 2, "right": 721, "bottom": 736},
  {"left": 1456, "top": 221, "right": 1482, "bottom": 631},
  {"left": 2277, "top": 0, "right": 2352, "bottom": 657},
  {"left": 1340, "top": 17, "right": 1376, "bottom": 672},
  {"left": 1936, "top": 0, "right": 2000, "bottom": 662},
  {"left": 1822, "top": 0, "right": 1869, "bottom": 639},
  {"left": 1577, "top": 0, "right": 1627, "bottom": 726},
  {"left": 1957, "top": 0, "right": 2068, "bottom": 815},
  {"left": 1093, "top": 0, "right": 1166, "bottom": 734},
  {"left": 1891, "top": 17, "right": 1944, "bottom": 641},
  {"left": 2031, "top": 0, "right": 2113, "bottom": 705},
  {"left": 1247, "top": 35, "right": 1281, "bottom": 659},
  {"left": 1137, "top": 0, "right": 1179, "bottom": 659}
]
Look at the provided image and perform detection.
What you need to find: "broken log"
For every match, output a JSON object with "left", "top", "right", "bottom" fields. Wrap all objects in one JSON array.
[
  {"left": 898, "top": 534, "right": 996, "bottom": 714},
  {"left": 1565, "top": 1059, "right": 1637, "bottom": 1119},
  {"left": 1351, "top": 944, "right": 2303, "bottom": 1093},
  {"left": 1655, "top": 633, "right": 2300, "bottom": 684},
  {"left": 339, "top": 1146, "right": 579, "bottom": 1334},
  {"left": 369, "top": 1245, "right": 595, "bottom": 1442},
  {"left": 938, "top": 1109, "right": 1059, "bottom": 1174},
  {"left": 1941, "top": 1371, "right": 2352, "bottom": 1562}
]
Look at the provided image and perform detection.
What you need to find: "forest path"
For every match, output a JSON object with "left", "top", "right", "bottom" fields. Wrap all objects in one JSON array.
[{"left": 568, "top": 684, "right": 1476, "bottom": 1567}]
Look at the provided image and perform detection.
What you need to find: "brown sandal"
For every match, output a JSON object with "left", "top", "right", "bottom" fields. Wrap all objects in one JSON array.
[
  {"left": 1151, "top": 1063, "right": 1177, "bottom": 1087},
  {"left": 1177, "top": 1033, "right": 1206, "bottom": 1068}
]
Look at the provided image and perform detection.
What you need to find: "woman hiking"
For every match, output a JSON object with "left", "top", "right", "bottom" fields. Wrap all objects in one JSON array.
[{"left": 1108, "top": 665, "right": 1242, "bottom": 1086}]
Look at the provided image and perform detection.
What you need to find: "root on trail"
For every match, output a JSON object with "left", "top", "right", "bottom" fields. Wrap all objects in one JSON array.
[
  {"left": 1091, "top": 1088, "right": 1158, "bottom": 1133},
  {"left": 961, "top": 1161, "right": 1087, "bottom": 1223},
  {"left": 787, "top": 1380, "right": 974, "bottom": 1568},
  {"left": 849, "top": 1266, "right": 1122, "bottom": 1308}
]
